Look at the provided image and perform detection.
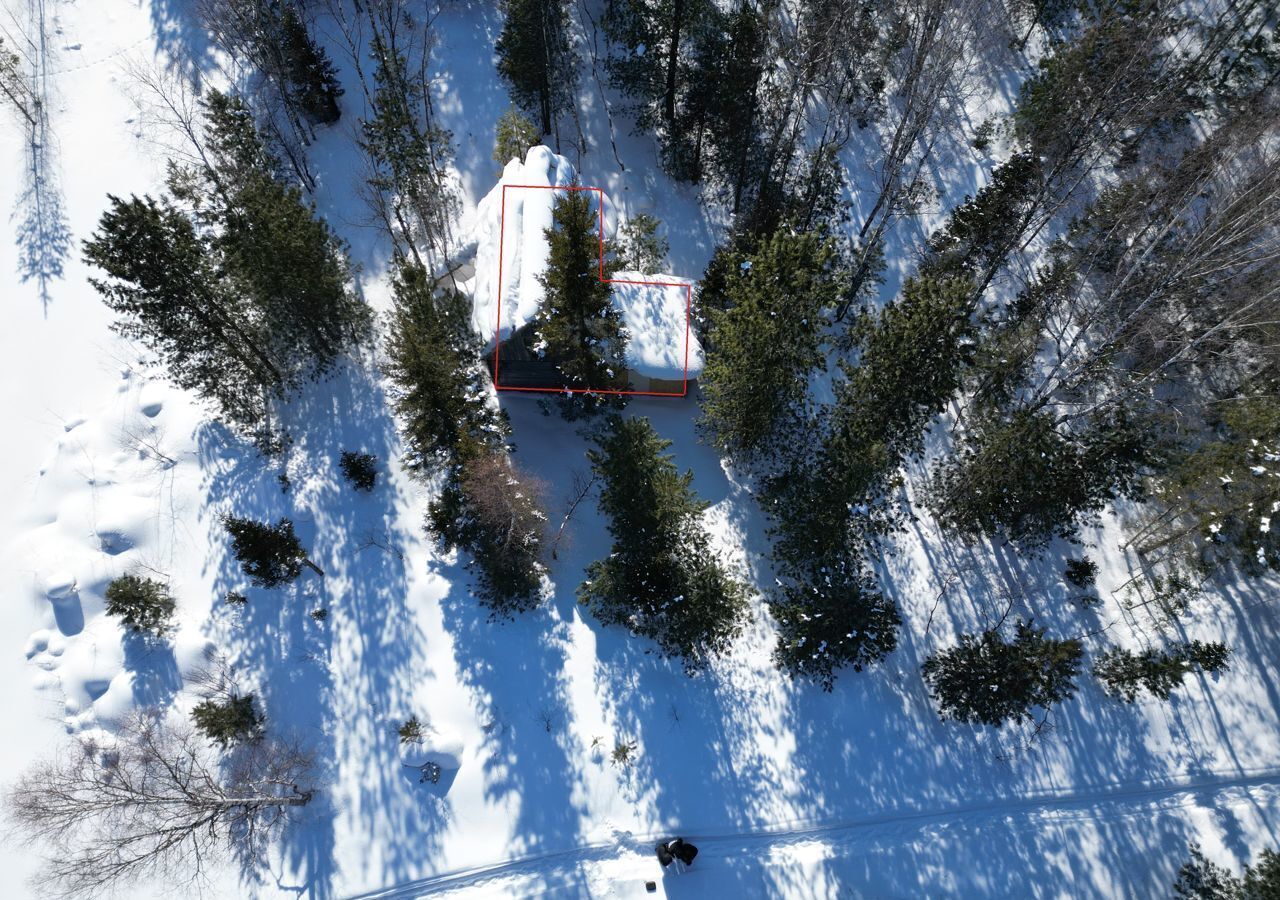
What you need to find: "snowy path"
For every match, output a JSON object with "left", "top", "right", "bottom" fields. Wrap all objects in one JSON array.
[{"left": 354, "top": 768, "right": 1280, "bottom": 898}]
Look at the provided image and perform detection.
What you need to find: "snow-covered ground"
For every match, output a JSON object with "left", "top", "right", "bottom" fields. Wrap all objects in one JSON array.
[{"left": 1, "top": 2, "right": 1278, "bottom": 899}]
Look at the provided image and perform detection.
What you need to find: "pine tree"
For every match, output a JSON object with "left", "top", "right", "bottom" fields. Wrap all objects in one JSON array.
[
  {"left": 578, "top": 417, "right": 750, "bottom": 671},
  {"left": 83, "top": 195, "right": 278, "bottom": 434},
  {"left": 926, "top": 408, "right": 1150, "bottom": 547},
  {"left": 495, "top": 0, "right": 576, "bottom": 136},
  {"left": 809, "top": 275, "right": 975, "bottom": 535},
  {"left": 617, "top": 213, "right": 668, "bottom": 273},
  {"left": 384, "top": 262, "right": 507, "bottom": 473},
  {"left": 602, "top": 0, "right": 718, "bottom": 126},
  {"left": 104, "top": 575, "right": 176, "bottom": 636},
  {"left": 84, "top": 91, "right": 369, "bottom": 442},
  {"left": 339, "top": 451, "right": 378, "bottom": 491},
  {"left": 1243, "top": 850, "right": 1280, "bottom": 899},
  {"left": 198, "top": 92, "right": 368, "bottom": 377},
  {"left": 1093, "top": 641, "right": 1230, "bottom": 702},
  {"left": 361, "top": 41, "right": 459, "bottom": 264},
  {"left": 1174, "top": 844, "right": 1244, "bottom": 900},
  {"left": 222, "top": 516, "right": 322, "bottom": 588},
  {"left": 279, "top": 5, "right": 343, "bottom": 126},
  {"left": 771, "top": 556, "right": 901, "bottom": 690},
  {"left": 698, "top": 229, "right": 839, "bottom": 465},
  {"left": 191, "top": 695, "right": 263, "bottom": 748},
  {"left": 532, "top": 190, "right": 629, "bottom": 398},
  {"left": 493, "top": 106, "right": 541, "bottom": 166},
  {"left": 921, "top": 620, "right": 1083, "bottom": 727}
]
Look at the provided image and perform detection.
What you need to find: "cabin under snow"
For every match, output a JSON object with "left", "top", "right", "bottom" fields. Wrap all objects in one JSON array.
[{"left": 452, "top": 146, "right": 704, "bottom": 394}]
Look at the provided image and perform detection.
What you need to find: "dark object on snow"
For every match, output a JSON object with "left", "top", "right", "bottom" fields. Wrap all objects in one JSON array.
[
  {"left": 656, "top": 837, "right": 698, "bottom": 869},
  {"left": 656, "top": 841, "right": 674, "bottom": 867},
  {"left": 645, "top": 881, "right": 656, "bottom": 892},
  {"left": 671, "top": 837, "right": 698, "bottom": 866}
]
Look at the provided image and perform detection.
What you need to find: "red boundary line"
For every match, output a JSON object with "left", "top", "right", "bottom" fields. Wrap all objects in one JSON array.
[{"left": 493, "top": 184, "right": 694, "bottom": 398}]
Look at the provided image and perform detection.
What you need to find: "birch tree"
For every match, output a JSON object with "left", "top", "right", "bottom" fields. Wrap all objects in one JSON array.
[{"left": 6, "top": 711, "right": 314, "bottom": 898}]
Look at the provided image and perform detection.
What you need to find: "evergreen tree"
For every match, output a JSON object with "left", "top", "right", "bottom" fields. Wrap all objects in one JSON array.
[
  {"left": 1173, "top": 843, "right": 1280, "bottom": 900},
  {"left": 198, "top": 92, "right": 368, "bottom": 376},
  {"left": 191, "top": 694, "right": 263, "bottom": 748},
  {"left": 532, "top": 190, "right": 628, "bottom": 397},
  {"left": 1130, "top": 395, "right": 1280, "bottom": 576},
  {"left": 617, "top": 213, "right": 668, "bottom": 273},
  {"left": 495, "top": 0, "right": 576, "bottom": 136},
  {"left": 1175, "top": 844, "right": 1245, "bottom": 900},
  {"left": 222, "top": 516, "right": 321, "bottom": 588},
  {"left": 493, "top": 105, "right": 541, "bottom": 166},
  {"left": 602, "top": 0, "right": 720, "bottom": 170},
  {"left": 340, "top": 451, "right": 378, "bottom": 491},
  {"left": 1093, "top": 641, "right": 1230, "bottom": 702},
  {"left": 279, "top": 4, "right": 343, "bottom": 126},
  {"left": 383, "top": 262, "right": 507, "bottom": 474},
  {"left": 811, "top": 275, "right": 975, "bottom": 533},
  {"left": 927, "top": 408, "right": 1150, "bottom": 547},
  {"left": 1243, "top": 850, "right": 1280, "bottom": 899},
  {"left": 84, "top": 195, "right": 278, "bottom": 434},
  {"left": 771, "top": 557, "right": 901, "bottom": 690},
  {"left": 698, "top": 229, "right": 839, "bottom": 465},
  {"left": 701, "top": 6, "right": 766, "bottom": 211},
  {"left": 921, "top": 620, "right": 1083, "bottom": 727},
  {"left": 922, "top": 152, "right": 1044, "bottom": 293},
  {"left": 1064, "top": 558, "right": 1098, "bottom": 589},
  {"left": 104, "top": 575, "right": 176, "bottom": 636},
  {"left": 579, "top": 417, "right": 750, "bottom": 671},
  {"left": 84, "top": 91, "right": 369, "bottom": 442}
]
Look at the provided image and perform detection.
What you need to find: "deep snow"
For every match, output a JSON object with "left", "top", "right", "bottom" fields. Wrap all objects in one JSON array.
[{"left": 0, "top": 2, "right": 1277, "bottom": 899}]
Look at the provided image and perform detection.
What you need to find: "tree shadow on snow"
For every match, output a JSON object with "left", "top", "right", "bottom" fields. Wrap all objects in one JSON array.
[{"left": 197, "top": 358, "right": 445, "bottom": 896}]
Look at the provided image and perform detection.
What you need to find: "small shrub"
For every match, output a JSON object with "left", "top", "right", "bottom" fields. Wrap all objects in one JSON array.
[
  {"left": 224, "top": 591, "right": 248, "bottom": 607},
  {"left": 1064, "top": 557, "right": 1099, "bottom": 589},
  {"left": 104, "top": 574, "right": 175, "bottom": 635},
  {"left": 340, "top": 451, "right": 378, "bottom": 491},
  {"left": 972, "top": 116, "right": 998, "bottom": 152},
  {"left": 309, "top": 608, "right": 328, "bottom": 622},
  {"left": 223, "top": 515, "right": 319, "bottom": 587},
  {"left": 398, "top": 715, "right": 424, "bottom": 744},
  {"left": 611, "top": 739, "right": 638, "bottom": 768},
  {"left": 191, "top": 694, "right": 262, "bottom": 747}
]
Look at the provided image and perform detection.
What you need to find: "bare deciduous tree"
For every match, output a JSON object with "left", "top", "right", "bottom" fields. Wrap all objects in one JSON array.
[{"left": 6, "top": 710, "right": 315, "bottom": 898}]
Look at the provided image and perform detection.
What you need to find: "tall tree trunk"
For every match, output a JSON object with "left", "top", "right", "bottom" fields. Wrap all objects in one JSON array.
[{"left": 664, "top": 0, "right": 684, "bottom": 124}]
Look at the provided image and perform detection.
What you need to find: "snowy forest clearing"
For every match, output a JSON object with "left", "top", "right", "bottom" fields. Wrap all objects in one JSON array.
[{"left": 0, "top": 0, "right": 1278, "bottom": 898}]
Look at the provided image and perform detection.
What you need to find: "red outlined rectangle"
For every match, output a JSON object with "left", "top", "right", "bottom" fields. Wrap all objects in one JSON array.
[{"left": 493, "top": 184, "right": 694, "bottom": 398}]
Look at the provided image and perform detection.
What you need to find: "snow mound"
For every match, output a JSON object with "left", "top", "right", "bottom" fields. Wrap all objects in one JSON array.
[
  {"left": 464, "top": 146, "right": 703, "bottom": 381},
  {"left": 470, "top": 145, "right": 583, "bottom": 343}
]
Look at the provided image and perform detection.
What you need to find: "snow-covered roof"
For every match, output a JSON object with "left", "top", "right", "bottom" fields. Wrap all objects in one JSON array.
[{"left": 463, "top": 146, "right": 703, "bottom": 381}]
